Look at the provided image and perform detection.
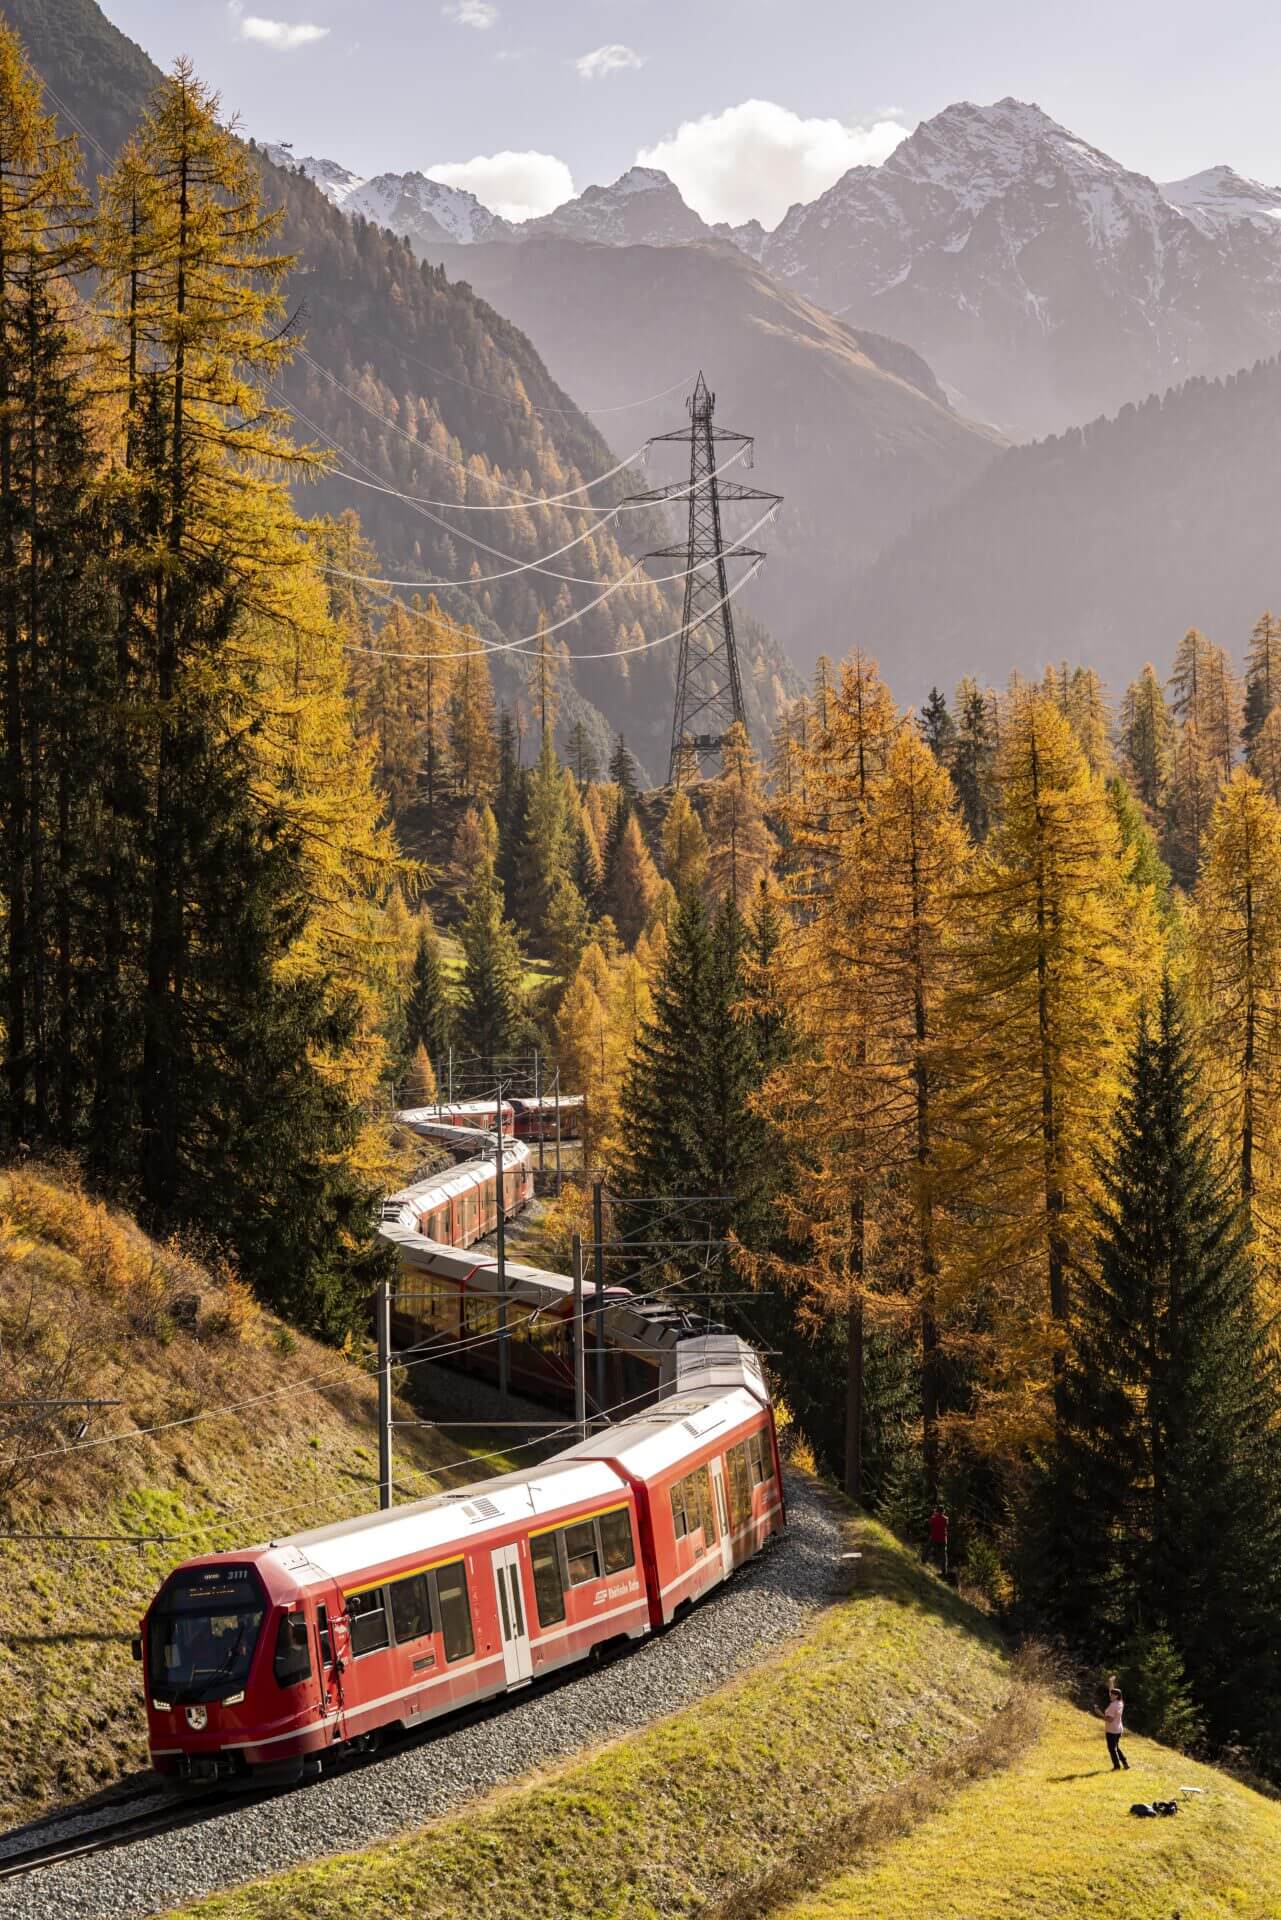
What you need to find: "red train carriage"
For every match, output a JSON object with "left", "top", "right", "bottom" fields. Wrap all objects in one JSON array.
[
  {"left": 136, "top": 1341, "right": 782, "bottom": 1786},
  {"left": 562, "top": 1369, "right": 784, "bottom": 1626},
  {"left": 138, "top": 1458, "right": 649, "bottom": 1785}
]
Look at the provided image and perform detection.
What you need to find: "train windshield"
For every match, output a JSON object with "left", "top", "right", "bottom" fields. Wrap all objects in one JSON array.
[{"left": 148, "top": 1565, "right": 267, "bottom": 1703}]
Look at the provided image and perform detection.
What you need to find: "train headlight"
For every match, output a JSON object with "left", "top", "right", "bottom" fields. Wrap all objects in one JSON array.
[
  {"left": 224, "top": 1692, "right": 245, "bottom": 1706},
  {"left": 151, "top": 1700, "right": 171, "bottom": 1712},
  {"left": 185, "top": 1705, "right": 208, "bottom": 1731}
]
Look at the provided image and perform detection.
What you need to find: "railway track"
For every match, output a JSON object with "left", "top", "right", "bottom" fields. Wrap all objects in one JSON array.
[
  {"left": 0, "top": 1629, "right": 639, "bottom": 1885},
  {"left": 0, "top": 1787, "right": 257, "bottom": 1882}
]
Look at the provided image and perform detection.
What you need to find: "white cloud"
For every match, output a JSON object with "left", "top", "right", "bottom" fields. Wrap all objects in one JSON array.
[
  {"left": 237, "top": 12, "right": 330, "bottom": 50},
  {"left": 444, "top": 0, "right": 498, "bottom": 26},
  {"left": 575, "top": 44, "right": 644, "bottom": 81},
  {"left": 426, "top": 151, "right": 575, "bottom": 223},
  {"left": 638, "top": 99, "right": 908, "bottom": 229}
]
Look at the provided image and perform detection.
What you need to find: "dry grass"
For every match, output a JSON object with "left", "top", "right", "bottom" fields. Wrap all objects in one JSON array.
[
  {"left": 0, "top": 1164, "right": 482, "bottom": 1830},
  {"left": 773, "top": 1696, "right": 1281, "bottom": 1920}
]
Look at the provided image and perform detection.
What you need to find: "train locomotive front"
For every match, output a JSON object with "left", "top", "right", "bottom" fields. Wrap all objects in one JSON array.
[{"left": 137, "top": 1550, "right": 344, "bottom": 1785}]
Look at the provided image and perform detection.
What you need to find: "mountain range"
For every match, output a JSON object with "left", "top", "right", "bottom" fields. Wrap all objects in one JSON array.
[
  {"left": 280, "top": 100, "right": 1281, "bottom": 442},
  {"left": 5, "top": 0, "right": 805, "bottom": 780}
]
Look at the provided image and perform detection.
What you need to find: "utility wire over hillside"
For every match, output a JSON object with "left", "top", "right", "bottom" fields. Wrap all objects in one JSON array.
[{"left": 624, "top": 374, "right": 782, "bottom": 787}]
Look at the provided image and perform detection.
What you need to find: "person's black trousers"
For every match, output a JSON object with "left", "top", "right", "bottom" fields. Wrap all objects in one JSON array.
[{"left": 1107, "top": 1733, "right": 1129, "bottom": 1770}]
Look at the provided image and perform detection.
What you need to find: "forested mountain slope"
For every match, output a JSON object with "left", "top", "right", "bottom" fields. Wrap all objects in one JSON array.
[
  {"left": 3, "top": 0, "right": 797, "bottom": 776},
  {"left": 423, "top": 234, "right": 1003, "bottom": 673},
  {"left": 844, "top": 355, "right": 1281, "bottom": 703}
]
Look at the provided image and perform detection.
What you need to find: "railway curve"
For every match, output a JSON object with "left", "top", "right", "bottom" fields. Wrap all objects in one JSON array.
[{"left": 3, "top": 1110, "right": 841, "bottom": 1918}]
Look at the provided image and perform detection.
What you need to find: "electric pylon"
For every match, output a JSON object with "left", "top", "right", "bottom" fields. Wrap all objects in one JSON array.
[{"left": 625, "top": 374, "right": 781, "bottom": 787}]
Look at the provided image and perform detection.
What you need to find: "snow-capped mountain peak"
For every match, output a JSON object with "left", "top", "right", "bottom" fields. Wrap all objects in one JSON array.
[
  {"left": 527, "top": 168, "right": 714, "bottom": 245},
  {"left": 258, "top": 144, "right": 513, "bottom": 245},
  {"left": 759, "top": 97, "right": 1281, "bottom": 439},
  {"left": 1161, "top": 164, "right": 1281, "bottom": 233}
]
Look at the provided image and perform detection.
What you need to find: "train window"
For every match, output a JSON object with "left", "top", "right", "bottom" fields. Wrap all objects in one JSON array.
[
  {"left": 752, "top": 1431, "right": 773, "bottom": 1484},
  {"left": 727, "top": 1444, "right": 752, "bottom": 1530},
  {"left": 531, "top": 1536, "right": 566, "bottom": 1627},
  {"left": 389, "top": 1572, "right": 434, "bottom": 1644},
  {"left": 317, "top": 1604, "right": 333, "bottom": 1665},
  {"left": 693, "top": 1467, "right": 717, "bottom": 1543},
  {"left": 670, "top": 1481, "right": 689, "bottom": 1540},
  {"left": 433, "top": 1563, "right": 475, "bottom": 1662},
  {"left": 563, "top": 1520, "right": 601, "bottom": 1584},
  {"left": 347, "top": 1588, "right": 390, "bottom": 1657},
  {"left": 599, "top": 1508, "right": 635, "bottom": 1575},
  {"left": 273, "top": 1609, "right": 312, "bottom": 1687}
]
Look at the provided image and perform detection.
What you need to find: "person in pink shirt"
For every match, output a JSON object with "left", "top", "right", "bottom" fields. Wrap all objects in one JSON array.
[{"left": 1104, "top": 1687, "right": 1129, "bottom": 1771}]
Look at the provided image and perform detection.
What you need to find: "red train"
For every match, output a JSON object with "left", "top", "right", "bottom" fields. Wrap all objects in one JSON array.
[{"left": 135, "top": 1337, "right": 782, "bottom": 1784}]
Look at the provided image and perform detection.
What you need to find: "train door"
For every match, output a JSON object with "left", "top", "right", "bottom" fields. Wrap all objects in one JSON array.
[
  {"left": 708, "top": 1458, "right": 733, "bottom": 1575},
  {"left": 489, "top": 1543, "right": 532, "bottom": 1686},
  {"left": 315, "top": 1601, "right": 342, "bottom": 1719}
]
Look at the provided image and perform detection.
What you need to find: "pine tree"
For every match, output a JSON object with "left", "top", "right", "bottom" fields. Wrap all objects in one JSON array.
[
  {"left": 608, "top": 733, "right": 639, "bottom": 808},
  {"left": 917, "top": 688, "right": 955, "bottom": 765},
  {"left": 1169, "top": 627, "right": 1238, "bottom": 782},
  {"left": 515, "top": 724, "right": 570, "bottom": 942},
  {"left": 947, "top": 695, "right": 1160, "bottom": 1442},
  {"left": 767, "top": 651, "right": 899, "bottom": 1497},
  {"left": 1192, "top": 768, "right": 1281, "bottom": 1268},
  {"left": 0, "top": 25, "right": 91, "bottom": 1143},
  {"left": 661, "top": 789, "right": 709, "bottom": 900},
  {"left": 1250, "top": 707, "right": 1281, "bottom": 808},
  {"left": 448, "top": 643, "right": 496, "bottom": 801},
  {"left": 1120, "top": 664, "right": 1174, "bottom": 815},
  {"left": 457, "top": 869, "right": 525, "bottom": 1062},
  {"left": 951, "top": 677, "right": 995, "bottom": 841},
  {"left": 1164, "top": 719, "right": 1220, "bottom": 890},
  {"left": 570, "top": 811, "right": 602, "bottom": 913},
  {"left": 703, "top": 722, "right": 776, "bottom": 909},
  {"left": 619, "top": 892, "right": 772, "bottom": 1256},
  {"left": 1046, "top": 982, "right": 1281, "bottom": 1758},
  {"left": 525, "top": 613, "right": 559, "bottom": 746},
  {"left": 1243, "top": 612, "right": 1281, "bottom": 751},
  {"left": 567, "top": 716, "right": 599, "bottom": 786},
  {"left": 404, "top": 923, "right": 452, "bottom": 1069},
  {"left": 545, "top": 874, "right": 591, "bottom": 984},
  {"left": 404, "top": 1040, "right": 438, "bottom": 1106},
  {"left": 607, "top": 812, "right": 661, "bottom": 948},
  {"left": 1107, "top": 776, "right": 1175, "bottom": 924}
]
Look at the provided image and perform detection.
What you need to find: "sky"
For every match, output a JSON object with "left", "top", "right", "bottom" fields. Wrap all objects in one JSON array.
[{"left": 100, "top": 0, "right": 1281, "bottom": 228}]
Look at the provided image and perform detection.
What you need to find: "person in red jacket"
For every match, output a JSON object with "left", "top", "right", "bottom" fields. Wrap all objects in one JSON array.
[{"left": 926, "top": 1503, "right": 949, "bottom": 1575}]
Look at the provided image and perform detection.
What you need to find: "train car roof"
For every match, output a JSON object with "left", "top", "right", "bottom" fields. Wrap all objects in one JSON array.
[
  {"left": 261, "top": 1457, "right": 627, "bottom": 1587},
  {"left": 559, "top": 1384, "right": 765, "bottom": 1480},
  {"left": 395, "top": 1240, "right": 582, "bottom": 1308}
]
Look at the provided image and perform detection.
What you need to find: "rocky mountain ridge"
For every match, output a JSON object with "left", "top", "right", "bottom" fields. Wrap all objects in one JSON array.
[{"left": 275, "top": 103, "right": 1281, "bottom": 441}]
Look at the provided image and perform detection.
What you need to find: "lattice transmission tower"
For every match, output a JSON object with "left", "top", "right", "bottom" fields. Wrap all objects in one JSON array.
[{"left": 626, "top": 373, "right": 781, "bottom": 787}]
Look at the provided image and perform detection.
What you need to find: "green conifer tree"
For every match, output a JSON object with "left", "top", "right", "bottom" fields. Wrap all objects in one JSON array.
[
  {"left": 951, "top": 678, "right": 995, "bottom": 840},
  {"left": 458, "top": 870, "right": 525, "bottom": 1063},
  {"left": 1045, "top": 980, "right": 1281, "bottom": 1759},
  {"left": 917, "top": 688, "right": 955, "bottom": 765},
  {"left": 404, "top": 923, "right": 452, "bottom": 1070}
]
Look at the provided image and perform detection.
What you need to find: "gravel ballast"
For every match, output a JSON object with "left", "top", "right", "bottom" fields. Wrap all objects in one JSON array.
[{"left": 3, "top": 1472, "right": 841, "bottom": 1920}]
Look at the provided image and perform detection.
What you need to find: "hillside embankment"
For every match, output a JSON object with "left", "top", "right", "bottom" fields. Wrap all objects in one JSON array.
[{"left": 0, "top": 1165, "right": 478, "bottom": 1829}]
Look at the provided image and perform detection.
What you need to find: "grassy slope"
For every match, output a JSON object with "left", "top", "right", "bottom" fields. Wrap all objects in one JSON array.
[
  {"left": 778, "top": 1698, "right": 1281, "bottom": 1920},
  {"left": 0, "top": 1168, "right": 488, "bottom": 1829},
  {"left": 164, "top": 1517, "right": 1012, "bottom": 1920}
]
